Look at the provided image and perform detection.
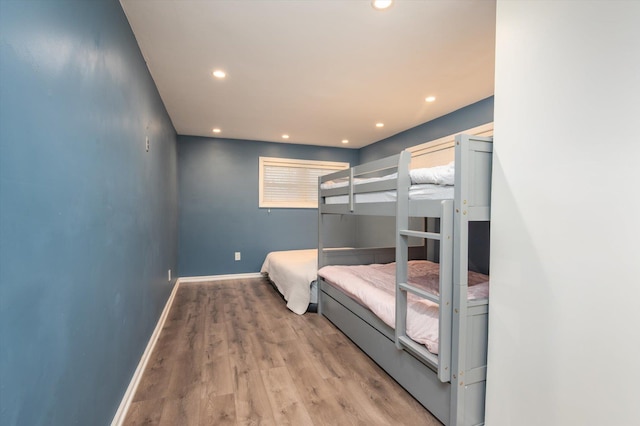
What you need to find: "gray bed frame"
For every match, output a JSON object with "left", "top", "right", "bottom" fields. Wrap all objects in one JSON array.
[{"left": 317, "top": 134, "right": 493, "bottom": 426}]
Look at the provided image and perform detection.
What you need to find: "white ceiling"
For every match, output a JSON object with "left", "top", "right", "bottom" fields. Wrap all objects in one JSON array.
[{"left": 120, "top": 0, "right": 496, "bottom": 149}]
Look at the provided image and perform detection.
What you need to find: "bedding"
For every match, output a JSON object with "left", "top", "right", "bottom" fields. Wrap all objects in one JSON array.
[
  {"left": 260, "top": 249, "right": 317, "bottom": 315},
  {"left": 321, "top": 163, "right": 455, "bottom": 204},
  {"left": 324, "top": 184, "right": 454, "bottom": 204},
  {"left": 318, "top": 260, "right": 489, "bottom": 354},
  {"left": 409, "top": 162, "right": 455, "bottom": 185},
  {"left": 321, "top": 162, "right": 455, "bottom": 189}
]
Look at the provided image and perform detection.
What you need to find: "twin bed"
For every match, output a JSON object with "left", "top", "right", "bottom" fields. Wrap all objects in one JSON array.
[
  {"left": 260, "top": 248, "right": 318, "bottom": 314},
  {"left": 261, "top": 134, "right": 493, "bottom": 425}
]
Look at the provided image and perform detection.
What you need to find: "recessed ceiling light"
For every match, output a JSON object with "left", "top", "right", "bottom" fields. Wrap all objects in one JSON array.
[
  {"left": 425, "top": 96, "right": 436, "bottom": 103},
  {"left": 376, "top": 122, "right": 384, "bottom": 128},
  {"left": 212, "top": 128, "right": 221, "bottom": 134},
  {"left": 282, "top": 134, "right": 290, "bottom": 139},
  {"left": 212, "top": 69, "right": 226, "bottom": 79},
  {"left": 372, "top": 0, "right": 393, "bottom": 10},
  {"left": 342, "top": 139, "right": 349, "bottom": 144}
]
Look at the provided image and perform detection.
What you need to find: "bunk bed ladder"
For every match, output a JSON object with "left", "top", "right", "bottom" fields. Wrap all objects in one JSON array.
[{"left": 395, "top": 154, "right": 454, "bottom": 382}]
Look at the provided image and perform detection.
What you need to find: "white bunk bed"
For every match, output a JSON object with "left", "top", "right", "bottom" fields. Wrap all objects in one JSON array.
[{"left": 317, "top": 134, "right": 493, "bottom": 426}]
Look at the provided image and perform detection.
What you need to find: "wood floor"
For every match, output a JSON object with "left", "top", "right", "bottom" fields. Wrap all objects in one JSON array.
[{"left": 124, "top": 277, "right": 442, "bottom": 425}]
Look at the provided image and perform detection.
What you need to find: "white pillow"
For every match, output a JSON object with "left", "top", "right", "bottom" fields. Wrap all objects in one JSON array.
[{"left": 410, "top": 162, "right": 455, "bottom": 186}]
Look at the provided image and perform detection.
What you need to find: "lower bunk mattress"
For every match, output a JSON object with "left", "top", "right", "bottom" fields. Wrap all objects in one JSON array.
[{"left": 318, "top": 260, "right": 489, "bottom": 355}]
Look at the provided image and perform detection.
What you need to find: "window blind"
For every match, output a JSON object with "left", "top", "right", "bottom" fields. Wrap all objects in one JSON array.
[{"left": 259, "top": 157, "right": 349, "bottom": 208}]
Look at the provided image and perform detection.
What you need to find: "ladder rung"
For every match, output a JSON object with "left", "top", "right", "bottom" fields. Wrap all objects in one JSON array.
[
  {"left": 398, "top": 335, "right": 438, "bottom": 368},
  {"left": 399, "top": 230, "right": 441, "bottom": 240},
  {"left": 398, "top": 282, "right": 439, "bottom": 304}
]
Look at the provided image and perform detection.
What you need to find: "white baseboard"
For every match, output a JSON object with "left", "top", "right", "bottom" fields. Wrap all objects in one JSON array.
[
  {"left": 111, "top": 280, "right": 181, "bottom": 426},
  {"left": 177, "top": 272, "right": 263, "bottom": 283}
]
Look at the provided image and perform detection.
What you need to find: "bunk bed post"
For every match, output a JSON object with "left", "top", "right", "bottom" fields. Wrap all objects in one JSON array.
[
  {"left": 450, "top": 134, "right": 470, "bottom": 425},
  {"left": 394, "top": 151, "right": 411, "bottom": 350},
  {"left": 317, "top": 175, "right": 325, "bottom": 316},
  {"left": 438, "top": 199, "right": 454, "bottom": 383}
]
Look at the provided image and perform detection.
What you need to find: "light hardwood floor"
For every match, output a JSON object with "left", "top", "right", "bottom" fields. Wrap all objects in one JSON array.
[{"left": 124, "top": 277, "right": 442, "bottom": 425}]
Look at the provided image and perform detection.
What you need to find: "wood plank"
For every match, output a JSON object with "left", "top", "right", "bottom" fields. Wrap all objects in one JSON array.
[
  {"left": 199, "top": 393, "right": 236, "bottom": 426},
  {"left": 232, "top": 368, "right": 276, "bottom": 426},
  {"left": 248, "top": 333, "right": 286, "bottom": 370},
  {"left": 203, "top": 322, "right": 229, "bottom": 361},
  {"left": 124, "top": 398, "right": 164, "bottom": 425},
  {"left": 157, "top": 385, "right": 201, "bottom": 426},
  {"left": 267, "top": 320, "right": 299, "bottom": 344},
  {"left": 261, "top": 367, "right": 314, "bottom": 426},
  {"left": 294, "top": 324, "right": 347, "bottom": 380},
  {"left": 224, "top": 317, "right": 253, "bottom": 355},
  {"left": 204, "top": 286, "right": 226, "bottom": 324},
  {"left": 202, "top": 354, "right": 233, "bottom": 397},
  {"left": 277, "top": 341, "right": 353, "bottom": 426},
  {"left": 164, "top": 349, "right": 204, "bottom": 399},
  {"left": 326, "top": 376, "right": 396, "bottom": 425}
]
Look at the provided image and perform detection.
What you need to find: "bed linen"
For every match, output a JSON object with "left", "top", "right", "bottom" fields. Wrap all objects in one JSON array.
[
  {"left": 321, "top": 162, "right": 455, "bottom": 189},
  {"left": 260, "top": 249, "right": 317, "bottom": 315},
  {"left": 321, "top": 163, "right": 455, "bottom": 204},
  {"left": 318, "top": 260, "right": 489, "bottom": 354},
  {"left": 324, "top": 184, "right": 454, "bottom": 204}
]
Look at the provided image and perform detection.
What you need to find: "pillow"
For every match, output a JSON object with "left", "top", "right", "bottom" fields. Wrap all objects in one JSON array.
[{"left": 409, "top": 162, "right": 455, "bottom": 186}]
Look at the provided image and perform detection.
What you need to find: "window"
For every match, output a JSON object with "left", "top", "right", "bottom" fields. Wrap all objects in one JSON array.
[{"left": 259, "top": 157, "right": 349, "bottom": 208}]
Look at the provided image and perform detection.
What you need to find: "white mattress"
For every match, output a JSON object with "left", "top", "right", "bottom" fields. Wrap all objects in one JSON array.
[
  {"left": 260, "top": 249, "right": 318, "bottom": 315},
  {"left": 321, "top": 163, "right": 455, "bottom": 205},
  {"left": 324, "top": 183, "right": 454, "bottom": 204}
]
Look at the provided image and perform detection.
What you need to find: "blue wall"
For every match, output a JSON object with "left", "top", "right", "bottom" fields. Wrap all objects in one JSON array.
[
  {"left": 178, "top": 136, "right": 358, "bottom": 276},
  {"left": 359, "top": 97, "right": 494, "bottom": 163},
  {"left": 0, "top": 1, "right": 178, "bottom": 425}
]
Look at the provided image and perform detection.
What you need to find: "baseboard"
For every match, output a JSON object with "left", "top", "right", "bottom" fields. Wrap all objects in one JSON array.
[
  {"left": 110, "top": 280, "right": 181, "bottom": 426},
  {"left": 177, "top": 272, "right": 263, "bottom": 283}
]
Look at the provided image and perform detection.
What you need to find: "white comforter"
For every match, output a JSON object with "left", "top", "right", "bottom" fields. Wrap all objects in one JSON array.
[
  {"left": 318, "top": 260, "right": 489, "bottom": 354},
  {"left": 260, "top": 249, "right": 317, "bottom": 315}
]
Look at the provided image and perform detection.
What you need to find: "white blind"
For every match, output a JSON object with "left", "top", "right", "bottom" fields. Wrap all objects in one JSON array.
[{"left": 259, "top": 157, "right": 349, "bottom": 208}]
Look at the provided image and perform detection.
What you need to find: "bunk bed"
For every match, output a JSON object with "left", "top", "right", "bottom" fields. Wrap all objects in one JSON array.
[
  {"left": 317, "top": 134, "right": 493, "bottom": 426},
  {"left": 260, "top": 249, "right": 318, "bottom": 314}
]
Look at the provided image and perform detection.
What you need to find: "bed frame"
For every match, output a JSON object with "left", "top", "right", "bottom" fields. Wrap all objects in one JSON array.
[{"left": 317, "top": 134, "right": 493, "bottom": 426}]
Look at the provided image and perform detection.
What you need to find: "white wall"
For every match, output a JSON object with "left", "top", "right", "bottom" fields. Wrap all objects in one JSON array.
[{"left": 487, "top": 2, "right": 640, "bottom": 425}]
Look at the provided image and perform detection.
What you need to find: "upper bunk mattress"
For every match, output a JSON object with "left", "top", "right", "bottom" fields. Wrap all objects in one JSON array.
[
  {"left": 321, "top": 162, "right": 455, "bottom": 204},
  {"left": 324, "top": 184, "right": 454, "bottom": 204},
  {"left": 318, "top": 260, "right": 489, "bottom": 355}
]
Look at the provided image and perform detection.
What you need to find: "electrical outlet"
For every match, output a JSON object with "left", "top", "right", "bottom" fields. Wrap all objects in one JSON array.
[
  {"left": 145, "top": 136, "right": 150, "bottom": 152},
  {"left": 168, "top": 269, "right": 172, "bottom": 282},
  {"left": 234, "top": 252, "right": 241, "bottom": 261}
]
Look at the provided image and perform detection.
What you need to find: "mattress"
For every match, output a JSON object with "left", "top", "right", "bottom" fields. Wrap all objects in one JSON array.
[
  {"left": 318, "top": 260, "right": 489, "bottom": 354},
  {"left": 260, "top": 249, "right": 318, "bottom": 315},
  {"left": 321, "top": 163, "right": 455, "bottom": 204},
  {"left": 324, "top": 183, "right": 454, "bottom": 204}
]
